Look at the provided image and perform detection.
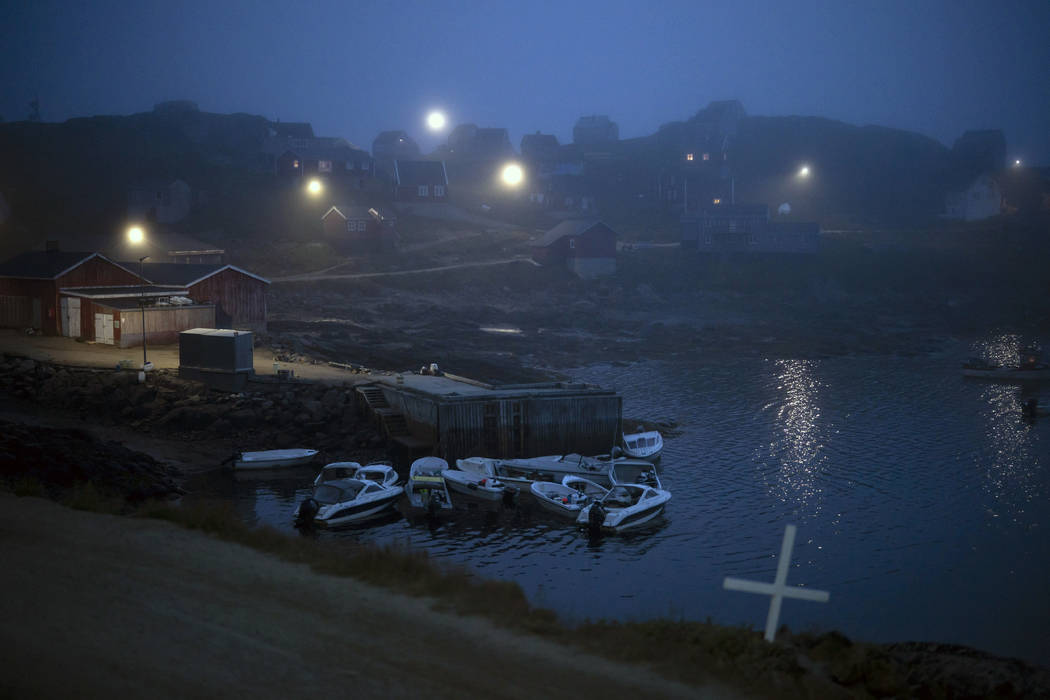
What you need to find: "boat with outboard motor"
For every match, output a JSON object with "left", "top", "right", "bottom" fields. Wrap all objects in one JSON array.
[
  {"left": 441, "top": 467, "right": 514, "bottom": 502},
  {"left": 458, "top": 453, "right": 650, "bottom": 488},
  {"left": 232, "top": 448, "right": 318, "bottom": 470},
  {"left": 609, "top": 461, "right": 663, "bottom": 489},
  {"left": 406, "top": 457, "right": 453, "bottom": 515},
  {"left": 296, "top": 462, "right": 403, "bottom": 527},
  {"left": 576, "top": 482, "right": 671, "bottom": 534},
  {"left": 531, "top": 479, "right": 600, "bottom": 518},
  {"left": 962, "top": 355, "right": 1050, "bottom": 382}
]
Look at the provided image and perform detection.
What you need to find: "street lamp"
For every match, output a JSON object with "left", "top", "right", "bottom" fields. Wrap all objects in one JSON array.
[
  {"left": 306, "top": 178, "right": 323, "bottom": 196},
  {"left": 798, "top": 164, "right": 811, "bottom": 178},
  {"left": 426, "top": 110, "right": 447, "bottom": 131},
  {"left": 501, "top": 162, "right": 524, "bottom": 187},
  {"left": 137, "top": 255, "right": 151, "bottom": 371}
]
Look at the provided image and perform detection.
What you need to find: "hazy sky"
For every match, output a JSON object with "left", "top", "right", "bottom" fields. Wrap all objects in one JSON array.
[{"left": 3, "top": 0, "right": 1049, "bottom": 162}]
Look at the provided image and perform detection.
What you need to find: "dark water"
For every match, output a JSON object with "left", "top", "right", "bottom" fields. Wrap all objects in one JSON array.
[{"left": 187, "top": 333, "right": 1050, "bottom": 666}]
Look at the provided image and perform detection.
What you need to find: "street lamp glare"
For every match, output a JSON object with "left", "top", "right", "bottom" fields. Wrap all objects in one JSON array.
[
  {"left": 127, "top": 226, "right": 145, "bottom": 244},
  {"left": 307, "top": 179, "right": 323, "bottom": 195},
  {"left": 798, "top": 165, "right": 810, "bottom": 178},
  {"left": 427, "top": 111, "right": 447, "bottom": 131},
  {"left": 501, "top": 163, "right": 524, "bottom": 187},
  {"left": 1014, "top": 159, "right": 1022, "bottom": 166}
]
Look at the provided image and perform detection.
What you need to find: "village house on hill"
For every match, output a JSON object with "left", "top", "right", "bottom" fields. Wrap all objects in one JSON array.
[
  {"left": 943, "top": 173, "right": 1003, "bottom": 221},
  {"left": 393, "top": 160, "right": 449, "bottom": 202},
  {"left": 321, "top": 204, "right": 399, "bottom": 254},
  {"left": 573, "top": 115, "right": 619, "bottom": 145},
  {"left": 372, "top": 130, "right": 421, "bottom": 176},
  {"left": 52, "top": 230, "right": 225, "bottom": 265},
  {"left": 520, "top": 132, "right": 561, "bottom": 163},
  {"left": 127, "top": 178, "right": 196, "bottom": 224},
  {"left": 680, "top": 204, "right": 821, "bottom": 254},
  {"left": 531, "top": 220, "right": 617, "bottom": 278},
  {"left": 0, "top": 247, "right": 268, "bottom": 346}
]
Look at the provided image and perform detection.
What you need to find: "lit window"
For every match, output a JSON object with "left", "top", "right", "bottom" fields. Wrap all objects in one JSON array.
[
  {"left": 686, "top": 153, "right": 694, "bottom": 161},
  {"left": 713, "top": 198, "right": 721, "bottom": 205},
  {"left": 319, "top": 160, "right": 332, "bottom": 173},
  {"left": 418, "top": 185, "right": 429, "bottom": 197},
  {"left": 293, "top": 160, "right": 300, "bottom": 168},
  {"left": 702, "top": 153, "right": 710, "bottom": 161}
]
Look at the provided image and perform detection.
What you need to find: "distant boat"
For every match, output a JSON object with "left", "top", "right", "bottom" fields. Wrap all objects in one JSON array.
[
  {"left": 621, "top": 430, "right": 663, "bottom": 461},
  {"left": 961, "top": 358, "right": 1050, "bottom": 382},
  {"left": 232, "top": 448, "right": 318, "bottom": 470}
]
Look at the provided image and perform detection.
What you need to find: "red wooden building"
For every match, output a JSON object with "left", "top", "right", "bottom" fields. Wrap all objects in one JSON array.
[
  {"left": 393, "top": 160, "right": 449, "bottom": 202},
  {"left": 530, "top": 220, "right": 618, "bottom": 279},
  {"left": 0, "top": 251, "right": 144, "bottom": 336},
  {"left": 320, "top": 205, "right": 400, "bottom": 254},
  {"left": 141, "top": 263, "right": 270, "bottom": 331}
]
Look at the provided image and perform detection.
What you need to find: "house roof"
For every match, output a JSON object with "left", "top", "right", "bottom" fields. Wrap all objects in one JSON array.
[
  {"left": 0, "top": 251, "right": 139, "bottom": 281},
  {"left": 60, "top": 285, "right": 190, "bottom": 299},
  {"left": 394, "top": 160, "right": 448, "bottom": 187},
  {"left": 270, "top": 122, "right": 314, "bottom": 139},
  {"left": 322, "top": 205, "right": 374, "bottom": 221},
  {"left": 702, "top": 204, "right": 769, "bottom": 217},
  {"left": 531, "top": 219, "right": 613, "bottom": 248},
  {"left": 135, "top": 262, "right": 270, "bottom": 286}
]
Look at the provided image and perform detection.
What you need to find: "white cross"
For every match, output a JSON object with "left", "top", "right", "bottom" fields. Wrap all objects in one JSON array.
[{"left": 723, "top": 524, "right": 830, "bottom": 642}]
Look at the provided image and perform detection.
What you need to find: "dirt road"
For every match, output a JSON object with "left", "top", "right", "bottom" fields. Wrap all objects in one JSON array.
[{"left": 0, "top": 494, "right": 734, "bottom": 699}]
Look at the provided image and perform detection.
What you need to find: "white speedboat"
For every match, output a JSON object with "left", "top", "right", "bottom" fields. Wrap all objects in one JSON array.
[
  {"left": 353, "top": 462, "right": 400, "bottom": 488},
  {"left": 442, "top": 466, "right": 512, "bottom": 502},
  {"left": 313, "top": 461, "right": 363, "bottom": 485},
  {"left": 457, "top": 454, "right": 633, "bottom": 488},
  {"left": 562, "top": 475, "right": 610, "bottom": 501},
  {"left": 297, "top": 476, "right": 403, "bottom": 528},
  {"left": 406, "top": 457, "right": 453, "bottom": 514},
  {"left": 609, "top": 461, "right": 663, "bottom": 489},
  {"left": 622, "top": 430, "right": 663, "bottom": 461},
  {"left": 576, "top": 482, "right": 671, "bottom": 534},
  {"left": 233, "top": 448, "right": 318, "bottom": 470},
  {"left": 531, "top": 480, "right": 598, "bottom": 518}
]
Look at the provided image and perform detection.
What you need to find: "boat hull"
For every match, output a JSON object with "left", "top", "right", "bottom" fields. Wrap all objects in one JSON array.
[
  {"left": 441, "top": 470, "right": 506, "bottom": 501},
  {"left": 961, "top": 368, "right": 1050, "bottom": 382},
  {"left": 235, "top": 449, "right": 319, "bottom": 470},
  {"left": 315, "top": 489, "right": 403, "bottom": 527}
]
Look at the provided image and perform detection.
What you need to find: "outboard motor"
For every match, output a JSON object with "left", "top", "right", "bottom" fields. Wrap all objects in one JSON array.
[
  {"left": 425, "top": 491, "right": 440, "bottom": 517},
  {"left": 296, "top": 497, "right": 320, "bottom": 525},
  {"left": 587, "top": 503, "right": 606, "bottom": 533},
  {"left": 502, "top": 485, "right": 519, "bottom": 506}
]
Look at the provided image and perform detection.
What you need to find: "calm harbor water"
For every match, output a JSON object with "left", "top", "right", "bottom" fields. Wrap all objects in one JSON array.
[{"left": 188, "top": 334, "right": 1050, "bottom": 666}]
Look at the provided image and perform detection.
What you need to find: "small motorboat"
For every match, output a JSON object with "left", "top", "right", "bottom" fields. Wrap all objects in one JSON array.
[
  {"left": 352, "top": 462, "right": 400, "bottom": 488},
  {"left": 962, "top": 355, "right": 1050, "bottom": 382},
  {"left": 313, "top": 461, "right": 363, "bottom": 485},
  {"left": 406, "top": 457, "right": 453, "bottom": 515},
  {"left": 297, "top": 473, "right": 403, "bottom": 528},
  {"left": 233, "top": 448, "right": 318, "bottom": 470},
  {"left": 443, "top": 465, "right": 514, "bottom": 502},
  {"left": 622, "top": 430, "right": 663, "bottom": 461},
  {"left": 609, "top": 461, "right": 663, "bottom": 489},
  {"left": 576, "top": 482, "right": 671, "bottom": 534},
  {"left": 531, "top": 476, "right": 607, "bottom": 518}
]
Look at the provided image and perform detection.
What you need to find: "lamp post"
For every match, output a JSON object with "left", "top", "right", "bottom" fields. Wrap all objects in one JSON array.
[{"left": 138, "top": 255, "right": 150, "bottom": 370}]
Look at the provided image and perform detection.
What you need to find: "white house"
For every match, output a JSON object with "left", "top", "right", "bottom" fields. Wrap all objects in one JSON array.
[{"left": 944, "top": 174, "right": 1002, "bottom": 221}]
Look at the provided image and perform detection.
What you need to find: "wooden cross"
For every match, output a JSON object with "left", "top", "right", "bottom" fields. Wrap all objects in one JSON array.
[{"left": 723, "top": 524, "right": 830, "bottom": 642}]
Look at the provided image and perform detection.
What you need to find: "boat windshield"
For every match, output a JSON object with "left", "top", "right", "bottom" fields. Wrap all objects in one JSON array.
[{"left": 314, "top": 482, "right": 361, "bottom": 505}]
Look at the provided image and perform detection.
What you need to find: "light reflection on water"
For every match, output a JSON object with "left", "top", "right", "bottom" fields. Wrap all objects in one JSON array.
[{"left": 186, "top": 337, "right": 1050, "bottom": 666}]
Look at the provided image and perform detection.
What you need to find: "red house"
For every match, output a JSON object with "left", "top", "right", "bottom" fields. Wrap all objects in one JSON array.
[
  {"left": 140, "top": 263, "right": 270, "bottom": 331},
  {"left": 530, "top": 220, "right": 618, "bottom": 279},
  {"left": 321, "top": 205, "right": 399, "bottom": 254},
  {"left": 0, "top": 250, "right": 144, "bottom": 337},
  {"left": 393, "top": 160, "right": 449, "bottom": 202}
]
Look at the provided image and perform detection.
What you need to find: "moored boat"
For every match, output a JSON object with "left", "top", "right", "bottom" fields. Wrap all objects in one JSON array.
[
  {"left": 233, "top": 448, "right": 318, "bottom": 470},
  {"left": 313, "top": 461, "right": 362, "bottom": 485},
  {"left": 441, "top": 466, "right": 512, "bottom": 502},
  {"left": 406, "top": 457, "right": 453, "bottom": 514},
  {"left": 530, "top": 481, "right": 594, "bottom": 518},
  {"left": 962, "top": 355, "right": 1050, "bottom": 382},
  {"left": 576, "top": 482, "right": 671, "bottom": 534},
  {"left": 621, "top": 430, "right": 663, "bottom": 461}
]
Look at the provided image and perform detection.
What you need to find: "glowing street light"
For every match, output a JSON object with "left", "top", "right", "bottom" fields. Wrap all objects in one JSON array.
[
  {"left": 306, "top": 178, "right": 323, "bottom": 195},
  {"left": 127, "top": 225, "right": 145, "bottom": 244},
  {"left": 426, "top": 110, "right": 447, "bottom": 131},
  {"left": 501, "top": 162, "right": 524, "bottom": 187},
  {"left": 1014, "top": 159, "right": 1022, "bottom": 167},
  {"left": 798, "top": 165, "right": 811, "bottom": 178}
]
